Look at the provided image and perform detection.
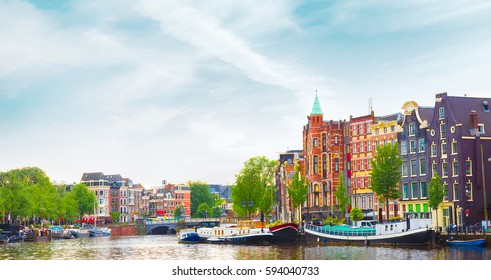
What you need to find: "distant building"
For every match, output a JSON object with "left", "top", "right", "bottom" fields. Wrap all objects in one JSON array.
[
  {"left": 148, "top": 183, "right": 191, "bottom": 219},
  {"left": 275, "top": 149, "right": 303, "bottom": 222}
]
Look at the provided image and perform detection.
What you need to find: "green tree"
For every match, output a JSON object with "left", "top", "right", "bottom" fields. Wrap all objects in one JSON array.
[
  {"left": 334, "top": 172, "right": 351, "bottom": 223},
  {"left": 428, "top": 175, "right": 445, "bottom": 230},
  {"left": 173, "top": 204, "right": 183, "bottom": 221},
  {"left": 111, "top": 211, "right": 121, "bottom": 224},
  {"left": 231, "top": 156, "right": 277, "bottom": 219},
  {"left": 286, "top": 162, "right": 308, "bottom": 225},
  {"left": 350, "top": 207, "right": 364, "bottom": 223},
  {"left": 370, "top": 143, "right": 402, "bottom": 221},
  {"left": 189, "top": 181, "right": 214, "bottom": 218},
  {"left": 0, "top": 167, "right": 56, "bottom": 223},
  {"left": 196, "top": 203, "right": 212, "bottom": 218},
  {"left": 68, "top": 184, "right": 97, "bottom": 218}
]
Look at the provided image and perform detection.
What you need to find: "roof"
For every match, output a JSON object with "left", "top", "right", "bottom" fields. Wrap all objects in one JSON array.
[
  {"left": 311, "top": 94, "right": 323, "bottom": 115},
  {"left": 444, "top": 95, "right": 491, "bottom": 136},
  {"left": 81, "top": 172, "right": 105, "bottom": 182}
]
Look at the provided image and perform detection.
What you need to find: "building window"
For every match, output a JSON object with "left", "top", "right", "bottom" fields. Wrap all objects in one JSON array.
[
  {"left": 367, "top": 141, "right": 372, "bottom": 152},
  {"left": 360, "top": 141, "right": 365, "bottom": 153},
  {"left": 409, "top": 123, "right": 416, "bottom": 136},
  {"left": 410, "top": 159, "right": 418, "bottom": 176},
  {"left": 401, "top": 141, "right": 408, "bottom": 155},
  {"left": 432, "top": 162, "right": 438, "bottom": 178},
  {"left": 409, "top": 140, "right": 417, "bottom": 153},
  {"left": 420, "top": 182, "right": 428, "bottom": 198},
  {"left": 443, "top": 184, "right": 449, "bottom": 201},
  {"left": 453, "top": 183, "right": 460, "bottom": 201},
  {"left": 313, "top": 155, "right": 318, "bottom": 174},
  {"left": 478, "top": 124, "right": 485, "bottom": 134},
  {"left": 466, "top": 160, "right": 472, "bottom": 176},
  {"left": 353, "top": 143, "right": 357, "bottom": 154},
  {"left": 451, "top": 141, "right": 458, "bottom": 155},
  {"left": 403, "top": 183, "right": 409, "bottom": 199},
  {"left": 431, "top": 143, "right": 437, "bottom": 157},
  {"left": 360, "top": 124, "right": 365, "bottom": 135},
  {"left": 334, "top": 136, "right": 338, "bottom": 144},
  {"left": 441, "top": 143, "right": 447, "bottom": 157},
  {"left": 418, "top": 138, "right": 425, "bottom": 152},
  {"left": 452, "top": 160, "right": 459, "bottom": 177},
  {"left": 440, "top": 123, "right": 447, "bottom": 139},
  {"left": 391, "top": 125, "right": 396, "bottom": 132},
  {"left": 402, "top": 161, "right": 408, "bottom": 177},
  {"left": 335, "top": 158, "right": 339, "bottom": 172},
  {"left": 411, "top": 182, "right": 418, "bottom": 199},
  {"left": 465, "top": 182, "right": 473, "bottom": 201},
  {"left": 419, "top": 158, "right": 426, "bottom": 175},
  {"left": 375, "top": 128, "right": 379, "bottom": 135},
  {"left": 313, "top": 138, "right": 318, "bottom": 148},
  {"left": 442, "top": 162, "right": 448, "bottom": 177},
  {"left": 352, "top": 125, "right": 357, "bottom": 136},
  {"left": 439, "top": 107, "right": 445, "bottom": 119}
]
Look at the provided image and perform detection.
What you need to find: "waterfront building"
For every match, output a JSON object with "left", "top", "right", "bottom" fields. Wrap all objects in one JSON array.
[
  {"left": 148, "top": 182, "right": 191, "bottom": 219},
  {"left": 303, "top": 94, "right": 345, "bottom": 221},
  {"left": 80, "top": 172, "right": 137, "bottom": 224},
  {"left": 275, "top": 149, "right": 303, "bottom": 222},
  {"left": 371, "top": 112, "right": 401, "bottom": 220},
  {"left": 348, "top": 112, "right": 376, "bottom": 220},
  {"left": 427, "top": 92, "right": 491, "bottom": 227},
  {"left": 398, "top": 101, "right": 434, "bottom": 222}
]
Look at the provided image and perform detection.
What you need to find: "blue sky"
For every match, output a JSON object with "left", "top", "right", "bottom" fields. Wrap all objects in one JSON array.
[{"left": 1, "top": 0, "right": 491, "bottom": 187}]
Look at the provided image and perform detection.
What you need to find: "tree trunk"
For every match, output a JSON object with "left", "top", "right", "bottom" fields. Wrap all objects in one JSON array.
[{"left": 386, "top": 198, "right": 390, "bottom": 221}]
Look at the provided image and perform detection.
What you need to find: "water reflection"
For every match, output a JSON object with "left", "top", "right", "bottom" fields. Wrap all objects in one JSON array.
[{"left": 0, "top": 235, "right": 489, "bottom": 260}]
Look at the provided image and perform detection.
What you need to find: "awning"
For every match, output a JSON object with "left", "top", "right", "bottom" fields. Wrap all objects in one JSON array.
[{"left": 157, "top": 210, "right": 165, "bottom": 216}]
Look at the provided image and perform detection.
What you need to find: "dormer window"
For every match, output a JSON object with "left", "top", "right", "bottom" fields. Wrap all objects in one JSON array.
[
  {"left": 483, "top": 101, "right": 489, "bottom": 112},
  {"left": 478, "top": 124, "right": 485, "bottom": 134}
]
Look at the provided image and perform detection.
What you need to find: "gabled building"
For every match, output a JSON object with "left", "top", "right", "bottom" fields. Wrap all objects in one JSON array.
[
  {"left": 427, "top": 93, "right": 491, "bottom": 228},
  {"left": 303, "top": 94, "right": 345, "bottom": 221},
  {"left": 349, "top": 112, "right": 376, "bottom": 220},
  {"left": 398, "top": 101, "right": 434, "bottom": 219},
  {"left": 371, "top": 112, "right": 402, "bottom": 220}
]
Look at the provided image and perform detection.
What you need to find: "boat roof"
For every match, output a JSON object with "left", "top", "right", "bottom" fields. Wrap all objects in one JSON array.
[{"left": 321, "top": 225, "right": 375, "bottom": 233}]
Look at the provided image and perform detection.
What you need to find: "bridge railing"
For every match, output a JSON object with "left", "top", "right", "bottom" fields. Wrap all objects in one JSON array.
[{"left": 145, "top": 218, "right": 220, "bottom": 224}]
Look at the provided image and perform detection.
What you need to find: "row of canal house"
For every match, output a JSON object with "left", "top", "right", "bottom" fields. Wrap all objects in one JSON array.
[
  {"left": 81, "top": 173, "right": 192, "bottom": 222},
  {"left": 290, "top": 92, "right": 491, "bottom": 228}
]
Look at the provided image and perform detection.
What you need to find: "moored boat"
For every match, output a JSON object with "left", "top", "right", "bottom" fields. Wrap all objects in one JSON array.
[
  {"left": 50, "top": 226, "right": 75, "bottom": 239},
  {"left": 177, "top": 229, "right": 200, "bottom": 244},
  {"left": 0, "top": 234, "right": 9, "bottom": 244},
  {"left": 304, "top": 212, "right": 434, "bottom": 246},
  {"left": 200, "top": 222, "right": 274, "bottom": 245},
  {"left": 446, "top": 237, "right": 486, "bottom": 247},
  {"left": 269, "top": 223, "right": 299, "bottom": 243}
]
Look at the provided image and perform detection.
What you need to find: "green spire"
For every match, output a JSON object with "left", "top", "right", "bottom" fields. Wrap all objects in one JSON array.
[{"left": 311, "top": 94, "right": 323, "bottom": 115}]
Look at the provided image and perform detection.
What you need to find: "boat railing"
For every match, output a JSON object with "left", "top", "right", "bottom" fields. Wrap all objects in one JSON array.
[{"left": 305, "top": 224, "right": 376, "bottom": 237}]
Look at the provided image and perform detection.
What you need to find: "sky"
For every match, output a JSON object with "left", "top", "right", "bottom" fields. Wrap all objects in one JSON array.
[{"left": 1, "top": 0, "right": 491, "bottom": 187}]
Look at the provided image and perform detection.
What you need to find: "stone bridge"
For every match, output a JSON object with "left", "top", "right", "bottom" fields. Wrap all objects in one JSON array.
[{"left": 145, "top": 218, "right": 220, "bottom": 235}]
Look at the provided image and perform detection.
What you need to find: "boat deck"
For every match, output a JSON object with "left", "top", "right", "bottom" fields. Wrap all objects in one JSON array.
[{"left": 312, "top": 225, "right": 376, "bottom": 236}]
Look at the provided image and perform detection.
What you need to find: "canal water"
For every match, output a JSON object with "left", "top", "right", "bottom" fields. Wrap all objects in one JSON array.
[{"left": 0, "top": 234, "right": 489, "bottom": 260}]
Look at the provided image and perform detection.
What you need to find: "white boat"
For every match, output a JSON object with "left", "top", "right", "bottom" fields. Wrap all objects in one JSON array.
[
  {"left": 198, "top": 221, "right": 274, "bottom": 245},
  {"left": 304, "top": 212, "right": 434, "bottom": 246}
]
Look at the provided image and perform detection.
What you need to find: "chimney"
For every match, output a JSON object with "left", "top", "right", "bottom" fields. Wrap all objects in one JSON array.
[{"left": 470, "top": 110, "right": 478, "bottom": 129}]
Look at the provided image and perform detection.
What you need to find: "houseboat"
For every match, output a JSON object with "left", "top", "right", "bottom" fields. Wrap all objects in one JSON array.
[{"left": 304, "top": 212, "right": 434, "bottom": 246}]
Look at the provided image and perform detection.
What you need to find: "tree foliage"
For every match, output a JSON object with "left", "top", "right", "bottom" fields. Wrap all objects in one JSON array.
[
  {"left": 428, "top": 174, "right": 445, "bottom": 229},
  {"left": 0, "top": 167, "right": 95, "bottom": 224},
  {"left": 286, "top": 162, "right": 308, "bottom": 224},
  {"left": 231, "top": 156, "right": 277, "bottom": 219},
  {"left": 189, "top": 181, "right": 214, "bottom": 218},
  {"left": 173, "top": 204, "right": 183, "bottom": 221},
  {"left": 334, "top": 172, "right": 351, "bottom": 218},
  {"left": 370, "top": 143, "right": 402, "bottom": 220},
  {"left": 350, "top": 207, "right": 364, "bottom": 222}
]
